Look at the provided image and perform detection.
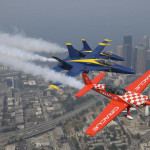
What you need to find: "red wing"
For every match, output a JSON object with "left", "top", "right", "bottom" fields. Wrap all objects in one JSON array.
[
  {"left": 125, "top": 70, "right": 150, "bottom": 93},
  {"left": 85, "top": 100, "right": 128, "bottom": 136}
]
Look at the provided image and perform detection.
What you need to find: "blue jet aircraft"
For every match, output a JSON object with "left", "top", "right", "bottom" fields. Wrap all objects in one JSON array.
[
  {"left": 77, "top": 39, "right": 124, "bottom": 61},
  {"left": 49, "top": 41, "right": 135, "bottom": 89}
]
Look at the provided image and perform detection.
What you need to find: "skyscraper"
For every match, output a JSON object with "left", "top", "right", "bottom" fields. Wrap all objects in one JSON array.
[
  {"left": 123, "top": 36, "right": 132, "bottom": 68},
  {"left": 142, "top": 35, "right": 149, "bottom": 50},
  {"left": 146, "top": 50, "right": 150, "bottom": 71},
  {"left": 132, "top": 47, "right": 137, "bottom": 72},
  {"left": 135, "top": 43, "right": 146, "bottom": 74},
  {"left": 142, "top": 35, "right": 150, "bottom": 71},
  {"left": 116, "top": 45, "right": 123, "bottom": 65}
]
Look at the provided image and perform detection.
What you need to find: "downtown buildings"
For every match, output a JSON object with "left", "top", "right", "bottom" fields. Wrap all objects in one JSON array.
[{"left": 117, "top": 35, "right": 150, "bottom": 74}]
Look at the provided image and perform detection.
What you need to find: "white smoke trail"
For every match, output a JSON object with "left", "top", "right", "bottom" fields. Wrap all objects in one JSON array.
[
  {"left": 0, "top": 54, "right": 84, "bottom": 89},
  {"left": 0, "top": 45, "right": 56, "bottom": 62},
  {"left": 0, "top": 32, "right": 67, "bottom": 53}
]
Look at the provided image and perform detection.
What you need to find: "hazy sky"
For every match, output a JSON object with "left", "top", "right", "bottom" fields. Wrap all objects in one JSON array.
[{"left": 0, "top": 0, "right": 150, "bottom": 50}]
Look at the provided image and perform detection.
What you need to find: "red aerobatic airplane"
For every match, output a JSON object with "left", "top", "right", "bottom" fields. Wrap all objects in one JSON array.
[{"left": 75, "top": 70, "right": 150, "bottom": 136}]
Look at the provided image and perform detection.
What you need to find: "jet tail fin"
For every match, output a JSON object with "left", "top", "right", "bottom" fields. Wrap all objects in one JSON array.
[
  {"left": 81, "top": 39, "right": 92, "bottom": 51},
  {"left": 75, "top": 73, "right": 106, "bottom": 97},
  {"left": 66, "top": 43, "right": 81, "bottom": 59}
]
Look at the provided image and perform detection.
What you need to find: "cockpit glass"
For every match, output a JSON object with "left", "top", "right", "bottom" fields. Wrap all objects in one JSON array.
[
  {"left": 106, "top": 60, "right": 114, "bottom": 66},
  {"left": 102, "top": 51, "right": 112, "bottom": 55},
  {"left": 97, "top": 59, "right": 105, "bottom": 64},
  {"left": 105, "top": 84, "right": 127, "bottom": 95},
  {"left": 96, "top": 59, "right": 114, "bottom": 66}
]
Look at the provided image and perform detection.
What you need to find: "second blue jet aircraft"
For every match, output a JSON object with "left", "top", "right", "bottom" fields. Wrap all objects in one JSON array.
[{"left": 77, "top": 39, "right": 124, "bottom": 61}]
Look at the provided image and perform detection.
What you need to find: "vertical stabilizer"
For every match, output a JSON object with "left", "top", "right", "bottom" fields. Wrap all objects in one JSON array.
[
  {"left": 81, "top": 39, "right": 92, "bottom": 51},
  {"left": 66, "top": 43, "right": 81, "bottom": 59}
]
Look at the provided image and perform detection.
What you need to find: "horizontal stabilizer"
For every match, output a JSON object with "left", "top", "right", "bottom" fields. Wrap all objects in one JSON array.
[
  {"left": 91, "top": 73, "right": 106, "bottom": 84},
  {"left": 51, "top": 55, "right": 72, "bottom": 70},
  {"left": 75, "top": 49, "right": 86, "bottom": 58},
  {"left": 75, "top": 84, "right": 94, "bottom": 97},
  {"left": 75, "top": 73, "right": 106, "bottom": 97},
  {"left": 52, "top": 65, "right": 65, "bottom": 72}
]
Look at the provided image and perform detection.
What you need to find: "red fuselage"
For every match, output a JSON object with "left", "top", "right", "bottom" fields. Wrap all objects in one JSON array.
[{"left": 93, "top": 84, "right": 150, "bottom": 108}]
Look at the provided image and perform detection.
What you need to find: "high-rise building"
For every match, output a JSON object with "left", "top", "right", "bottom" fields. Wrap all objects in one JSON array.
[
  {"left": 116, "top": 45, "right": 123, "bottom": 65},
  {"left": 142, "top": 35, "right": 150, "bottom": 71},
  {"left": 146, "top": 49, "right": 150, "bottom": 71},
  {"left": 142, "top": 35, "right": 149, "bottom": 50},
  {"left": 132, "top": 47, "right": 137, "bottom": 72},
  {"left": 135, "top": 44, "right": 146, "bottom": 74},
  {"left": 12, "top": 76, "right": 14, "bottom": 88},
  {"left": 123, "top": 36, "right": 132, "bottom": 68}
]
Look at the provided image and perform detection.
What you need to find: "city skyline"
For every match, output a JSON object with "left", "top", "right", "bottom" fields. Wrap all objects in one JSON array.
[{"left": 0, "top": 0, "right": 150, "bottom": 49}]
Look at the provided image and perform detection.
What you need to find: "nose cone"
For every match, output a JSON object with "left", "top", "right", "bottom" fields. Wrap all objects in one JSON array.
[
  {"left": 111, "top": 54, "right": 124, "bottom": 61},
  {"left": 112, "top": 64, "right": 135, "bottom": 74}
]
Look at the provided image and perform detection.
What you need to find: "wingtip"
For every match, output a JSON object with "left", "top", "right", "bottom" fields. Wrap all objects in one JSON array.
[
  {"left": 83, "top": 51, "right": 92, "bottom": 53},
  {"left": 99, "top": 43, "right": 111, "bottom": 46},
  {"left": 48, "top": 85, "right": 60, "bottom": 90},
  {"left": 104, "top": 39, "right": 112, "bottom": 42},
  {"left": 75, "top": 93, "right": 81, "bottom": 98},
  {"left": 66, "top": 43, "right": 72, "bottom": 45},
  {"left": 51, "top": 55, "right": 55, "bottom": 58},
  {"left": 85, "top": 130, "right": 94, "bottom": 136}
]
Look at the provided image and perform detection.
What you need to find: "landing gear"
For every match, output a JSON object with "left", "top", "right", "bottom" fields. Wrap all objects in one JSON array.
[{"left": 124, "top": 106, "right": 133, "bottom": 120}]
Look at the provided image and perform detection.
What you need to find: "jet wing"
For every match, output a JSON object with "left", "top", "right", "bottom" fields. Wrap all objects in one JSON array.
[
  {"left": 84, "top": 65, "right": 112, "bottom": 71},
  {"left": 52, "top": 65, "right": 65, "bottom": 72},
  {"left": 125, "top": 70, "right": 150, "bottom": 93},
  {"left": 85, "top": 100, "right": 128, "bottom": 136},
  {"left": 66, "top": 67, "right": 83, "bottom": 77},
  {"left": 50, "top": 67, "right": 82, "bottom": 88},
  {"left": 96, "top": 53, "right": 124, "bottom": 61}
]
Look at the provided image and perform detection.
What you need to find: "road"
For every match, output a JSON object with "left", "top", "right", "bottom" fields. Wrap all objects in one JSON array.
[
  {"left": 0, "top": 97, "right": 98, "bottom": 144},
  {"left": 129, "top": 130, "right": 150, "bottom": 150}
]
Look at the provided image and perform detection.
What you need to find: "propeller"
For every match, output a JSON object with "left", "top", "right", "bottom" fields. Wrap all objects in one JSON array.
[{"left": 145, "top": 105, "right": 149, "bottom": 116}]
